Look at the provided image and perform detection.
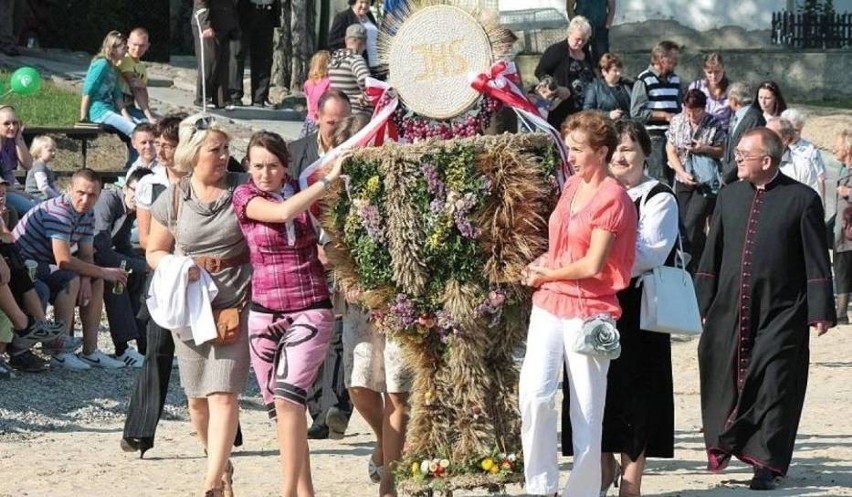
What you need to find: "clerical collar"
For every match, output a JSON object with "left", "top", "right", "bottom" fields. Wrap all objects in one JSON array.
[{"left": 755, "top": 171, "right": 780, "bottom": 190}]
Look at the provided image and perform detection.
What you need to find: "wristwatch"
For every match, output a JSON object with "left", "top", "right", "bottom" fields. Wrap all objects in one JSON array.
[{"left": 320, "top": 176, "right": 332, "bottom": 190}]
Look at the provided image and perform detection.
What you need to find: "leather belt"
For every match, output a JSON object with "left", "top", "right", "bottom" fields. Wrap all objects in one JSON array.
[{"left": 193, "top": 252, "right": 250, "bottom": 273}]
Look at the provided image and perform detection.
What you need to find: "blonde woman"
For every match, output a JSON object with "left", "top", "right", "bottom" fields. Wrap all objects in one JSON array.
[
  {"left": 80, "top": 31, "right": 146, "bottom": 137},
  {"left": 25, "top": 135, "right": 60, "bottom": 200},
  {"left": 146, "top": 114, "right": 250, "bottom": 497},
  {"left": 534, "top": 15, "right": 596, "bottom": 128},
  {"left": 301, "top": 50, "right": 331, "bottom": 138},
  {"left": 0, "top": 105, "right": 37, "bottom": 214}
]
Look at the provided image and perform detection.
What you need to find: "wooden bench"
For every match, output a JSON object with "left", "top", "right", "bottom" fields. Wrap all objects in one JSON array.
[{"left": 21, "top": 123, "right": 129, "bottom": 168}]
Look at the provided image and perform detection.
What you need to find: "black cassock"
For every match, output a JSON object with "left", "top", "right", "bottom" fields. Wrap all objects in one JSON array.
[{"left": 695, "top": 173, "right": 835, "bottom": 476}]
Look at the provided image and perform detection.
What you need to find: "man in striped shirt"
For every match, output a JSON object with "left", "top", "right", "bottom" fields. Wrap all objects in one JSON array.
[
  {"left": 328, "top": 24, "right": 372, "bottom": 115},
  {"left": 630, "top": 40, "right": 682, "bottom": 185},
  {"left": 12, "top": 168, "right": 129, "bottom": 370}
]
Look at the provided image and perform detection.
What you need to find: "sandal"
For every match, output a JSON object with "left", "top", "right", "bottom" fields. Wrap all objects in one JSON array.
[
  {"left": 221, "top": 460, "right": 234, "bottom": 497},
  {"left": 368, "top": 455, "right": 383, "bottom": 484},
  {"left": 599, "top": 459, "right": 621, "bottom": 497}
]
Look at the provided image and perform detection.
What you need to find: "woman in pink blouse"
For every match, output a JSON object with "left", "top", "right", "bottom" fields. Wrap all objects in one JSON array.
[
  {"left": 519, "top": 111, "right": 638, "bottom": 497},
  {"left": 232, "top": 131, "right": 345, "bottom": 497}
]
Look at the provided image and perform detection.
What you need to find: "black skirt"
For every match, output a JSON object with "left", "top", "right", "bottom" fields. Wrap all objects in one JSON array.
[
  {"left": 561, "top": 280, "right": 675, "bottom": 460},
  {"left": 834, "top": 250, "right": 852, "bottom": 294}
]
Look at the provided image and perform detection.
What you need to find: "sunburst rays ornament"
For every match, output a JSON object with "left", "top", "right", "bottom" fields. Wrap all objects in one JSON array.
[{"left": 378, "top": 0, "right": 517, "bottom": 120}]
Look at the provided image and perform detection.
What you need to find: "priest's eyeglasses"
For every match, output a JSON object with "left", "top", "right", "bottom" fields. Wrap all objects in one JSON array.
[{"left": 734, "top": 149, "right": 766, "bottom": 162}]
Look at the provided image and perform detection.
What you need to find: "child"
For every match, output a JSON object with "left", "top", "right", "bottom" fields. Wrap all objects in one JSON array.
[
  {"left": 25, "top": 136, "right": 60, "bottom": 201},
  {"left": 301, "top": 50, "right": 331, "bottom": 138}
]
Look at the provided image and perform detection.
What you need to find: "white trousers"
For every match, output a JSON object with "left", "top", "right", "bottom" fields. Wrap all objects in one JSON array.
[{"left": 519, "top": 305, "right": 610, "bottom": 497}]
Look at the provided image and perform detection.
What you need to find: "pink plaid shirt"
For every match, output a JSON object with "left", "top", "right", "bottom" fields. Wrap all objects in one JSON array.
[{"left": 233, "top": 181, "right": 329, "bottom": 312}]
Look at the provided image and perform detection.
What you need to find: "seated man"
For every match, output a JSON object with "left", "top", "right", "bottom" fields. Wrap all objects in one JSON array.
[
  {"left": 93, "top": 168, "right": 153, "bottom": 368},
  {"left": 125, "top": 122, "right": 158, "bottom": 178},
  {"left": 0, "top": 178, "right": 66, "bottom": 372},
  {"left": 12, "top": 168, "right": 129, "bottom": 370},
  {"left": 118, "top": 27, "right": 158, "bottom": 124}
]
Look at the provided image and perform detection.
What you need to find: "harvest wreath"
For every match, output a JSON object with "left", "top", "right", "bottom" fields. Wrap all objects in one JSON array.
[{"left": 319, "top": 133, "right": 560, "bottom": 495}]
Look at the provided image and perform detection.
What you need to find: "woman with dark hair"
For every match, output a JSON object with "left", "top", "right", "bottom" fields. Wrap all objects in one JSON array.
[
  {"left": 232, "top": 131, "right": 346, "bottom": 497},
  {"left": 688, "top": 52, "right": 731, "bottom": 129},
  {"left": 519, "top": 111, "right": 638, "bottom": 497},
  {"left": 562, "top": 120, "right": 680, "bottom": 497},
  {"left": 328, "top": 0, "right": 380, "bottom": 74},
  {"left": 582, "top": 53, "right": 632, "bottom": 120},
  {"left": 756, "top": 80, "right": 787, "bottom": 122},
  {"left": 666, "top": 89, "right": 726, "bottom": 273}
]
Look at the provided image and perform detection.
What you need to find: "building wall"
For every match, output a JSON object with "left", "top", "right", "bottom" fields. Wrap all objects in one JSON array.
[{"left": 616, "top": 0, "right": 852, "bottom": 32}]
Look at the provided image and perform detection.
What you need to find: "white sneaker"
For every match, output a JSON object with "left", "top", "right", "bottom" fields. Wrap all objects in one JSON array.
[
  {"left": 114, "top": 348, "right": 144, "bottom": 368},
  {"left": 51, "top": 352, "right": 91, "bottom": 370},
  {"left": 79, "top": 349, "right": 126, "bottom": 369}
]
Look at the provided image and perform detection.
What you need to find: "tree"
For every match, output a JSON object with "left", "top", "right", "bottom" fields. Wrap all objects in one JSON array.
[{"left": 272, "top": 0, "right": 317, "bottom": 92}]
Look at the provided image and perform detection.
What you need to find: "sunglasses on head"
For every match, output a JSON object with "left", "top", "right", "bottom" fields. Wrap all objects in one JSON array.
[{"left": 192, "top": 115, "right": 214, "bottom": 132}]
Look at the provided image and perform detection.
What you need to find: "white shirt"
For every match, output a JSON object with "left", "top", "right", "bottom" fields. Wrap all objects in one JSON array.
[
  {"left": 125, "top": 157, "right": 159, "bottom": 181},
  {"left": 790, "top": 138, "right": 826, "bottom": 179},
  {"left": 627, "top": 179, "right": 681, "bottom": 278},
  {"left": 147, "top": 255, "right": 219, "bottom": 345},
  {"left": 135, "top": 164, "right": 170, "bottom": 210},
  {"left": 779, "top": 149, "right": 821, "bottom": 198}
]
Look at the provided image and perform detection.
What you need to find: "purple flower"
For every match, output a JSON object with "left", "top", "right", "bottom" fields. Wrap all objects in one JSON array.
[
  {"left": 422, "top": 163, "right": 446, "bottom": 198},
  {"left": 358, "top": 204, "right": 385, "bottom": 242},
  {"left": 389, "top": 293, "right": 417, "bottom": 328},
  {"left": 452, "top": 193, "right": 480, "bottom": 238},
  {"left": 475, "top": 290, "right": 507, "bottom": 327}
]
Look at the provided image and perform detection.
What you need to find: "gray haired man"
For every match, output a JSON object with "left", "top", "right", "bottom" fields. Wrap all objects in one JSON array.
[{"left": 722, "top": 82, "right": 765, "bottom": 184}]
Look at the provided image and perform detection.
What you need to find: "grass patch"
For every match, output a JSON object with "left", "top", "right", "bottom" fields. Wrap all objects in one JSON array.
[
  {"left": 800, "top": 97, "right": 852, "bottom": 110},
  {"left": 0, "top": 70, "right": 79, "bottom": 126}
]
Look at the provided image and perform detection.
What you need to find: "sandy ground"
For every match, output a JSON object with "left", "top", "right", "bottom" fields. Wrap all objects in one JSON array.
[{"left": 0, "top": 323, "right": 850, "bottom": 497}]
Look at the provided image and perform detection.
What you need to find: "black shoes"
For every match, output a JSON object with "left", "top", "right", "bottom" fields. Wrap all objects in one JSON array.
[
  {"left": 9, "top": 350, "right": 49, "bottom": 372},
  {"left": 251, "top": 101, "right": 278, "bottom": 109},
  {"left": 749, "top": 467, "right": 780, "bottom": 490},
  {"left": 307, "top": 423, "right": 329, "bottom": 440},
  {"left": 120, "top": 437, "right": 153, "bottom": 459}
]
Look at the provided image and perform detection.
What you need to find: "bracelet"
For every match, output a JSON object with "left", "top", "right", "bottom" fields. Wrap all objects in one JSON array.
[{"left": 320, "top": 176, "right": 332, "bottom": 190}]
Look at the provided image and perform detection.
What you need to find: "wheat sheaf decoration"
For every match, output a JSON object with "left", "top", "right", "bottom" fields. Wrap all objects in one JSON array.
[{"left": 320, "top": 132, "right": 560, "bottom": 496}]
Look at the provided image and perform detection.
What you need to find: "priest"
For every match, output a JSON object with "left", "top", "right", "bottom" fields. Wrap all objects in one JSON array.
[{"left": 695, "top": 128, "right": 835, "bottom": 491}]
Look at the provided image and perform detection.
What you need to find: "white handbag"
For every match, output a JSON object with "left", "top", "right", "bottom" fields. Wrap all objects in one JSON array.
[{"left": 639, "top": 241, "right": 703, "bottom": 336}]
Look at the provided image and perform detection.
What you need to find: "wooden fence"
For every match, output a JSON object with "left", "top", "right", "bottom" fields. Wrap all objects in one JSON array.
[{"left": 771, "top": 11, "right": 852, "bottom": 49}]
